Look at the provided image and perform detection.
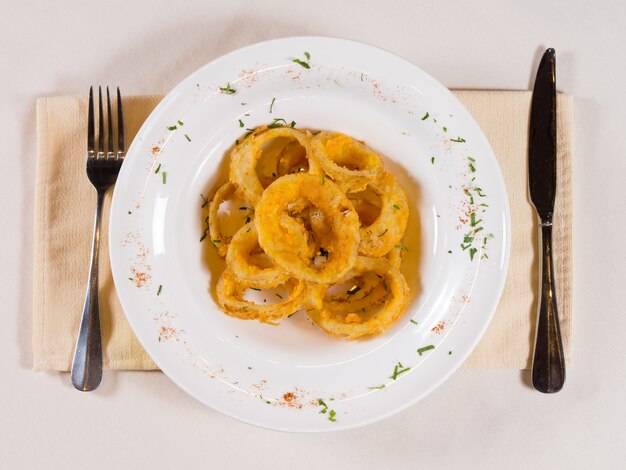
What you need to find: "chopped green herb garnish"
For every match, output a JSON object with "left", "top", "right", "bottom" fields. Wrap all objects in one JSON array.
[
  {"left": 468, "top": 156, "right": 476, "bottom": 162},
  {"left": 417, "top": 344, "right": 435, "bottom": 356},
  {"left": 470, "top": 247, "right": 478, "bottom": 261},
  {"left": 475, "top": 188, "right": 486, "bottom": 197},
  {"left": 469, "top": 163, "right": 476, "bottom": 173},
  {"left": 128, "top": 211, "right": 132, "bottom": 214},
  {"left": 248, "top": 366, "right": 252, "bottom": 370},
  {"left": 431, "top": 157, "right": 435, "bottom": 164},
  {"left": 451, "top": 137, "right": 466, "bottom": 143},
  {"left": 287, "top": 311, "right": 297, "bottom": 318},
  {"left": 275, "top": 293, "right": 283, "bottom": 299},
  {"left": 378, "top": 229, "right": 388, "bottom": 237},
  {"left": 395, "top": 244, "right": 409, "bottom": 251},
  {"left": 162, "top": 172, "right": 167, "bottom": 184},
  {"left": 167, "top": 125, "right": 177, "bottom": 131},
  {"left": 184, "top": 134, "right": 191, "bottom": 142},
  {"left": 328, "top": 410, "right": 337, "bottom": 422},
  {"left": 249, "top": 287, "right": 261, "bottom": 291},
  {"left": 177, "top": 120, "right": 184, "bottom": 126},
  {"left": 304, "top": 51, "right": 310, "bottom": 60},
  {"left": 157, "top": 285, "right": 163, "bottom": 296},
  {"left": 390, "top": 362, "right": 411, "bottom": 380},
  {"left": 360, "top": 72, "right": 364, "bottom": 82},
  {"left": 239, "top": 119, "right": 244, "bottom": 128},
  {"left": 292, "top": 58, "right": 310, "bottom": 69},
  {"left": 443, "top": 126, "right": 447, "bottom": 132},
  {"left": 318, "top": 399, "right": 328, "bottom": 413},
  {"left": 368, "top": 384, "right": 386, "bottom": 390},
  {"left": 322, "top": 174, "right": 325, "bottom": 185},
  {"left": 393, "top": 204, "right": 400, "bottom": 210},
  {"left": 269, "top": 97, "right": 276, "bottom": 113},
  {"left": 154, "top": 163, "right": 161, "bottom": 174},
  {"left": 421, "top": 112, "right": 429, "bottom": 121},
  {"left": 470, "top": 213, "right": 482, "bottom": 227},
  {"left": 245, "top": 216, "right": 251, "bottom": 224},
  {"left": 383, "top": 280, "right": 388, "bottom": 291},
  {"left": 268, "top": 118, "right": 288, "bottom": 128},
  {"left": 128, "top": 277, "right": 134, "bottom": 281},
  {"left": 219, "top": 83, "right": 236, "bottom": 94},
  {"left": 212, "top": 239, "right": 221, "bottom": 243},
  {"left": 410, "top": 319, "right": 418, "bottom": 325},
  {"left": 448, "top": 351, "right": 452, "bottom": 355},
  {"left": 447, "top": 250, "right": 452, "bottom": 254}
]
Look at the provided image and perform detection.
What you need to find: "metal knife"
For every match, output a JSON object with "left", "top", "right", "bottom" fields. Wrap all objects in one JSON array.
[{"left": 529, "top": 48, "right": 566, "bottom": 393}]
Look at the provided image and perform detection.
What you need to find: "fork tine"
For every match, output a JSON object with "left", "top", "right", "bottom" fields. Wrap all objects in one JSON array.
[
  {"left": 106, "top": 87, "right": 114, "bottom": 158},
  {"left": 117, "top": 87, "right": 125, "bottom": 157},
  {"left": 87, "top": 86, "right": 94, "bottom": 158},
  {"left": 97, "top": 86, "right": 105, "bottom": 159}
]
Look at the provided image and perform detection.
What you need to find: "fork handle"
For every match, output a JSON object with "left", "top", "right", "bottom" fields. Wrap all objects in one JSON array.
[
  {"left": 71, "top": 190, "right": 105, "bottom": 391},
  {"left": 531, "top": 222, "right": 566, "bottom": 393}
]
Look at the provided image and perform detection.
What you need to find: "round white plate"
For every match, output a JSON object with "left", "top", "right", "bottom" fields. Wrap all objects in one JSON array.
[{"left": 110, "top": 37, "right": 510, "bottom": 432}]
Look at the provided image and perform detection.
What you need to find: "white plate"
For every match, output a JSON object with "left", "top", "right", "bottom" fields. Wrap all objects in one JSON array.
[{"left": 110, "top": 37, "right": 510, "bottom": 432}]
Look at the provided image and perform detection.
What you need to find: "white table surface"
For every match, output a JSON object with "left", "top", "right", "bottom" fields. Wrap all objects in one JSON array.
[{"left": 2, "top": 1, "right": 625, "bottom": 468}]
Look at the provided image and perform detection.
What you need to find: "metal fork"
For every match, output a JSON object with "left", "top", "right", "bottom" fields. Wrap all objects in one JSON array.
[{"left": 71, "top": 86, "right": 125, "bottom": 391}]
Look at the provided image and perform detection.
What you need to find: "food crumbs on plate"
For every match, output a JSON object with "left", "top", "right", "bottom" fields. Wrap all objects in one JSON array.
[
  {"left": 130, "top": 268, "right": 150, "bottom": 288},
  {"left": 158, "top": 325, "right": 178, "bottom": 343},
  {"left": 431, "top": 320, "right": 446, "bottom": 334},
  {"left": 151, "top": 146, "right": 160, "bottom": 154}
]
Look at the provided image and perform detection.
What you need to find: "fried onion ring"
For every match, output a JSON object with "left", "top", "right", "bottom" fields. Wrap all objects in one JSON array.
[
  {"left": 255, "top": 173, "right": 360, "bottom": 284},
  {"left": 217, "top": 271, "right": 306, "bottom": 325},
  {"left": 307, "top": 257, "right": 409, "bottom": 338},
  {"left": 226, "top": 222, "right": 291, "bottom": 288},
  {"left": 310, "top": 132, "right": 385, "bottom": 193},
  {"left": 356, "top": 172, "right": 409, "bottom": 257},
  {"left": 230, "top": 126, "right": 313, "bottom": 206}
]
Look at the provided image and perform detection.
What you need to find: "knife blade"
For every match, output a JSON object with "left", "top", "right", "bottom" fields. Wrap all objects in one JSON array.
[
  {"left": 529, "top": 48, "right": 566, "bottom": 393},
  {"left": 529, "top": 49, "right": 557, "bottom": 221}
]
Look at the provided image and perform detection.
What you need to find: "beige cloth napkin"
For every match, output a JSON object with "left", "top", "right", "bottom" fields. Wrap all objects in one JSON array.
[{"left": 33, "top": 90, "right": 572, "bottom": 371}]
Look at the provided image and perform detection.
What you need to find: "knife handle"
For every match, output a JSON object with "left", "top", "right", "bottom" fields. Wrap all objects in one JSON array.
[{"left": 531, "top": 222, "right": 566, "bottom": 393}]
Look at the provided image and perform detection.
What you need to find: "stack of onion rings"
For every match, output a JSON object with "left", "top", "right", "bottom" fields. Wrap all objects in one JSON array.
[{"left": 207, "top": 125, "right": 412, "bottom": 337}]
